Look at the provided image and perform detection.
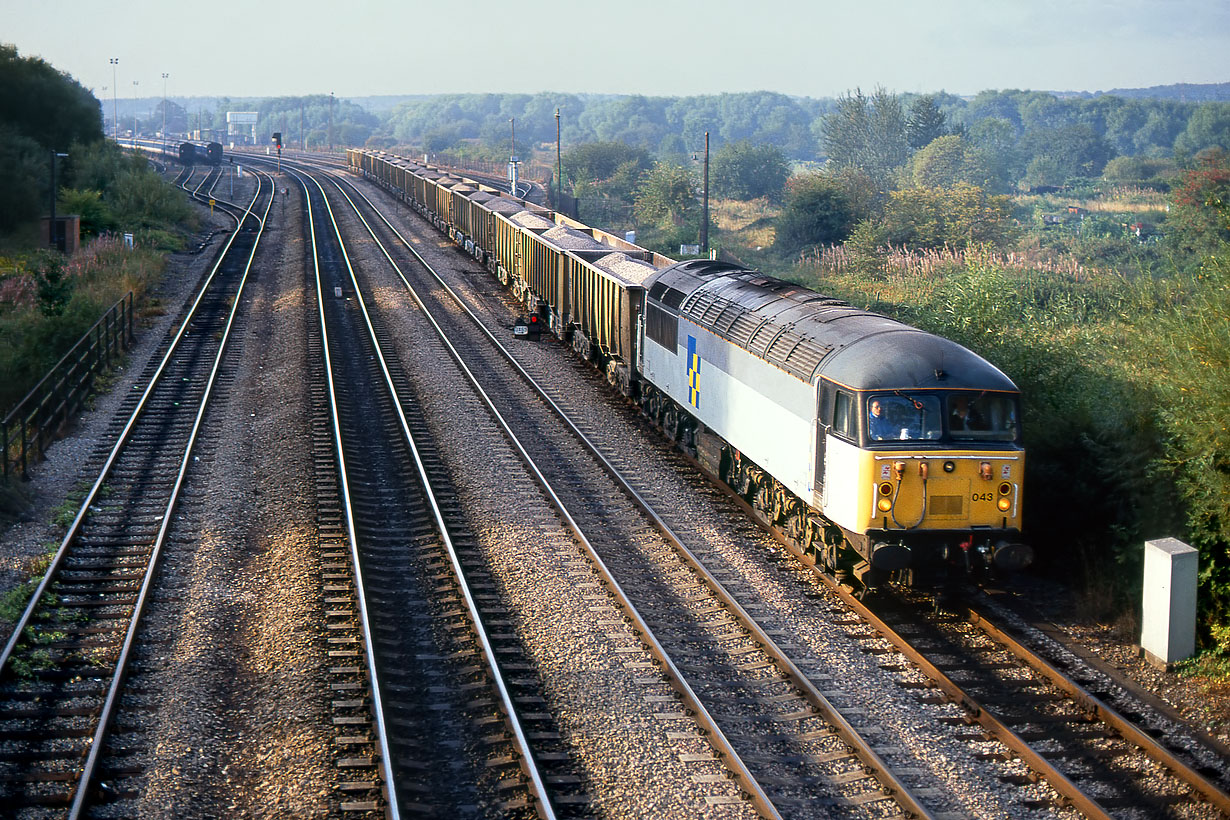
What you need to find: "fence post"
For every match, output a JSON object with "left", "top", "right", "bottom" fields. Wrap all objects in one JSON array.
[{"left": 20, "top": 411, "right": 28, "bottom": 480}]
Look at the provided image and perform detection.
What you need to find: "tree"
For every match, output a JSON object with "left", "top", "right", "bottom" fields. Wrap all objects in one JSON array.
[
  {"left": 710, "top": 140, "right": 789, "bottom": 201},
  {"left": 906, "top": 95, "right": 948, "bottom": 149},
  {"left": 1174, "top": 103, "right": 1230, "bottom": 157},
  {"left": 880, "top": 183, "right": 1013, "bottom": 249},
  {"left": 1167, "top": 148, "right": 1230, "bottom": 258},
  {"left": 907, "top": 135, "right": 996, "bottom": 190},
  {"left": 564, "top": 142, "right": 653, "bottom": 186},
  {"left": 773, "top": 174, "right": 855, "bottom": 256},
  {"left": 152, "top": 99, "right": 189, "bottom": 135},
  {"left": 0, "top": 123, "right": 46, "bottom": 231},
  {"left": 0, "top": 45, "right": 103, "bottom": 152},
  {"left": 1101, "top": 155, "right": 1176, "bottom": 185},
  {"left": 966, "top": 117, "right": 1022, "bottom": 187},
  {"left": 1019, "top": 123, "right": 1113, "bottom": 186},
  {"left": 634, "top": 162, "right": 697, "bottom": 229},
  {"left": 820, "top": 87, "right": 909, "bottom": 187}
]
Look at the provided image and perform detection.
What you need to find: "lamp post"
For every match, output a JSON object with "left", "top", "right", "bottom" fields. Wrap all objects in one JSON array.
[
  {"left": 131, "top": 80, "right": 139, "bottom": 139},
  {"left": 161, "top": 73, "right": 168, "bottom": 152},
  {"left": 49, "top": 151, "right": 68, "bottom": 251},
  {"left": 508, "top": 118, "right": 519, "bottom": 196},
  {"left": 328, "top": 91, "right": 334, "bottom": 151},
  {"left": 109, "top": 58, "right": 118, "bottom": 142}
]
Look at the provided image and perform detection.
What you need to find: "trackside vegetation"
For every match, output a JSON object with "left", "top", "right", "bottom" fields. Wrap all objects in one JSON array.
[{"left": 1, "top": 47, "right": 197, "bottom": 474}]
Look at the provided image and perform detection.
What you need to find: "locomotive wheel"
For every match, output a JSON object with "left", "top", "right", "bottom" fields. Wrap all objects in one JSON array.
[
  {"left": 663, "top": 406, "right": 679, "bottom": 440},
  {"left": 754, "top": 483, "right": 772, "bottom": 514},
  {"left": 785, "top": 511, "right": 804, "bottom": 541}
]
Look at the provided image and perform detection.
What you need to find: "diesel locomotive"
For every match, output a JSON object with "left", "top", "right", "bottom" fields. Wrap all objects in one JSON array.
[{"left": 348, "top": 148, "right": 1032, "bottom": 588}]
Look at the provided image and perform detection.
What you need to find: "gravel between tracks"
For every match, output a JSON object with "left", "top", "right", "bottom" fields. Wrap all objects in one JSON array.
[
  {"left": 1, "top": 165, "right": 1226, "bottom": 819},
  {"left": 1, "top": 171, "right": 337, "bottom": 817}
]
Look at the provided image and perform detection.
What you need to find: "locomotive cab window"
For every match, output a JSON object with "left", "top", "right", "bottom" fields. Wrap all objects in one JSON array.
[
  {"left": 832, "top": 391, "right": 856, "bottom": 440},
  {"left": 866, "top": 394, "right": 942, "bottom": 443},
  {"left": 946, "top": 393, "right": 1019, "bottom": 442}
]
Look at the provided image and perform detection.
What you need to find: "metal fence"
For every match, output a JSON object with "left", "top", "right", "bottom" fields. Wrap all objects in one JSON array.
[{"left": 2, "top": 292, "right": 135, "bottom": 481}]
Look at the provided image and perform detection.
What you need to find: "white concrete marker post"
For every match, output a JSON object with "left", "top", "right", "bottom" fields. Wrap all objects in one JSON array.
[{"left": 1140, "top": 537, "right": 1198, "bottom": 669}]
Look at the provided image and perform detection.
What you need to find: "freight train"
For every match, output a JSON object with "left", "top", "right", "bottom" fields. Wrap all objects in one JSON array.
[{"left": 348, "top": 149, "right": 1032, "bottom": 589}]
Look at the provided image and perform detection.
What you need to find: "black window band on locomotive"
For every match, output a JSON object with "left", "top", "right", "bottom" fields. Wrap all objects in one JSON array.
[
  {"left": 865, "top": 392, "right": 1020, "bottom": 445},
  {"left": 645, "top": 304, "right": 678, "bottom": 352}
]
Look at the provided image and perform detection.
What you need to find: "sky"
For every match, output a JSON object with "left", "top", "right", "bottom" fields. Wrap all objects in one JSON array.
[{"left": 3, "top": 0, "right": 1228, "bottom": 102}]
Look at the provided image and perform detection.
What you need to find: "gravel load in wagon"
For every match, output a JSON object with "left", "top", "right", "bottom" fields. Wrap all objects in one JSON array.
[
  {"left": 486, "top": 197, "right": 529, "bottom": 216},
  {"left": 467, "top": 191, "right": 500, "bottom": 205},
  {"left": 508, "top": 211, "right": 556, "bottom": 231},
  {"left": 541, "top": 225, "right": 606, "bottom": 251},
  {"left": 592, "top": 252, "right": 658, "bottom": 287}
]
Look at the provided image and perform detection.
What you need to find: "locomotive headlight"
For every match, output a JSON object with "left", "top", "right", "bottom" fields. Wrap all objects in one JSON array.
[
  {"left": 878, "top": 482, "right": 893, "bottom": 496},
  {"left": 877, "top": 497, "right": 893, "bottom": 512},
  {"left": 998, "top": 482, "right": 1012, "bottom": 496},
  {"left": 997, "top": 497, "right": 1012, "bottom": 512}
]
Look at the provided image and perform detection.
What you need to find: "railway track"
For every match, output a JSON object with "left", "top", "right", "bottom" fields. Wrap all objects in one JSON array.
[
  {"left": 0, "top": 168, "right": 273, "bottom": 816},
  {"left": 856, "top": 591, "right": 1230, "bottom": 819},
  {"left": 292, "top": 164, "right": 567, "bottom": 817},
  {"left": 332, "top": 158, "right": 1230, "bottom": 819},
  {"left": 280, "top": 158, "right": 938, "bottom": 819}
]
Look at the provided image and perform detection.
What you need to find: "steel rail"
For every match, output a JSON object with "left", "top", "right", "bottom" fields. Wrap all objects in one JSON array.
[
  {"left": 0, "top": 168, "right": 263, "bottom": 674},
  {"left": 299, "top": 163, "right": 559, "bottom": 819},
  {"left": 288, "top": 166, "right": 402, "bottom": 820},
  {"left": 66, "top": 169, "right": 275, "bottom": 818},
  {"left": 321, "top": 165, "right": 776, "bottom": 820},
  {"left": 322, "top": 168, "right": 938, "bottom": 819},
  {"left": 963, "top": 605, "right": 1230, "bottom": 815},
  {"left": 769, "top": 536, "right": 1118, "bottom": 819}
]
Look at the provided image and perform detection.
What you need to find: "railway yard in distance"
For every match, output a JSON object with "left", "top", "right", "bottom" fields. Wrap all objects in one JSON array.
[{"left": 0, "top": 147, "right": 1227, "bottom": 820}]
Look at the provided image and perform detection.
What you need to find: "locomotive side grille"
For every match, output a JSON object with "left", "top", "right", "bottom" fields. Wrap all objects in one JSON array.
[
  {"left": 928, "top": 495, "right": 964, "bottom": 517},
  {"left": 726, "top": 314, "right": 763, "bottom": 347}
]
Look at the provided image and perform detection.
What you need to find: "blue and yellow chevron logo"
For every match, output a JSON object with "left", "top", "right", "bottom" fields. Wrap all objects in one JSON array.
[{"left": 687, "top": 335, "right": 700, "bottom": 409}]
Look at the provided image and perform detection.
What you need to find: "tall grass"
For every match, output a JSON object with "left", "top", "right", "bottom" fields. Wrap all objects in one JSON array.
[{"left": 0, "top": 235, "right": 166, "bottom": 412}]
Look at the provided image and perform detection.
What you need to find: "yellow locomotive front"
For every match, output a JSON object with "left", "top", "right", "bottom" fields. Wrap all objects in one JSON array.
[{"left": 825, "top": 388, "right": 1030, "bottom": 587}]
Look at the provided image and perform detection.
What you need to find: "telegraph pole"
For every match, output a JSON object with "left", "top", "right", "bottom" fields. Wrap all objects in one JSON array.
[
  {"left": 555, "top": 108, "right": 562, "bottom": 211},
  {"left": 109, "top": 58, "right": 118, "bottom": 142},
  {"left": 701, "top": 130, "right": 710, "bottom": 254},
  {"left": 161, "top": 72, "right": 168, "bottom": 152}
]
